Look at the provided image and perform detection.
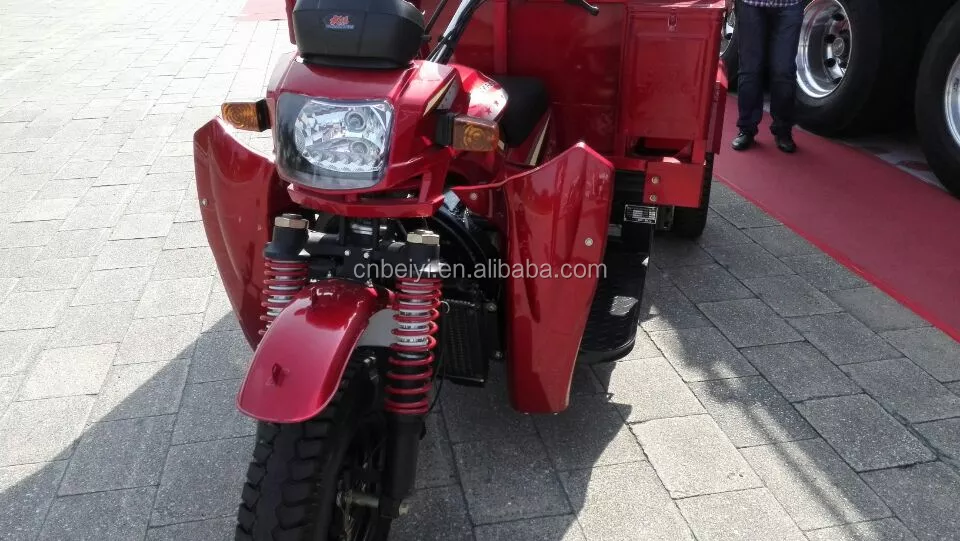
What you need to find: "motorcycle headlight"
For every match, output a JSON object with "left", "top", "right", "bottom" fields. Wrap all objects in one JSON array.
[{"left": 275, "top": 94, "right": 394, "bottom": 190}]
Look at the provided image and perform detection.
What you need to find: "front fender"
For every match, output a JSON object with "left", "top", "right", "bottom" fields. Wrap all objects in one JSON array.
[{"left": 237, "top": 280, "right": 391, "bottom": 423}]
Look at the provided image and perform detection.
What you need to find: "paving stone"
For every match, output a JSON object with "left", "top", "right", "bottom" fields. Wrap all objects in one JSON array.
[
  {"left": 72, "top": 267, "right": 152, "bottom": 305},
  {"left": 389, "top": 485, "right": 474, "bottom": 541},
  {"left": 0, "top": 289, "right": 73, "bottom": 331},
  {"left": 174, "top": 198, "right": 202, "bottom": 223},
  {"left": 47, "top": 301, "right": 137, "bottom": 348},
  {"left": 696, "top": 211, "right": 753, "bottom": 248},
  {"left": 845, "top": 358, "right": 960, "bottom": 423},
  {"left": 949, "top": 381, "right": 960, "bottom": 395},
  {"left": 89, "top": 359, "right": 190, "bottom": 422},
  {"left": 0, "top": 375, "right": 23, "bottom": 414},
  {"left": 60, "top": 415, "right": 174, "bottom": 495},
  {"left": 201, "top": 286, "right": 241, "bottom": 333},
  {"left": 0, "top": 461, "right": 67, "bottom": 541},
  {"left": 651, "top": 237, "right": 715, "bottom": 268},
  {"left": 93, "top": 238, "right": 165, "bottom": 270},
  {"left": 92, "top": 165, "right": 149, "bottom": 187},
  {"left": 13, "top": 197, "right": 78, "bottom": 222},
  {"left": 640, "top": 283, "right": 712, "bottom": 331},
  {"left": 19, "top": 344, "right": 117, "bottom": 400},
  {"left": 789, "top": 313, "right": 901, "bottom": 365},
  {"left": 0, "top": 246, "right": 41, "bottom": 278},
  {"left": 743, "top": 274, "right": 841, "bottom": 317},
  {"left": 164, "top": 221, "right": 208, "bottom": 249},
  {"left": 828, "top": 288, "right": 928, "bottom": 332},
  {"left": 151, "top": 247, "right": 216, "bottom": 280},
  {"left": 125, "top": 189, "right": 185, "bottom": 214},
  {"left": 110, "top": 212, "right": 175, "bottom": 239},
  {"left": 632, "top": 415, "right": 761, "bottom": 498},
  {"left": 146, "top": 517, "right": 234, "bottom": 541},
  {"left": 741, "top": 439, "right": 891, "bottom": 530},
  {"left": 0, "top": 396, "right": 94, "bottom": 466},
  {"left": 699, "top": 299, "right": 803, "bottom": 348},
  {"left": 744, "top": 225, "right": 818, "bottom": 257},
  {"left": 881, "top": 327, "right": 960, "bottom": 383},
  {"left": 797, "top": 395, "right": 935, "bottom": 472},
  {"left": 862, "top": 462, "right": 960, "bottom": 541},
  {"left": 804, "top": 519, "right": 918, "bottom": 541},
  {"left": 135, "top": 276, "right": 212, "bottom": 318},
  {"left": 152, "top": 436, "right": 254, "bottom": 526},
  {"left": 79, "top": 185, "right": 138, "bottom": 207},
  {"left": 688, "top": 377, "right": 817, "bottom": 447},
  {"left": 559, "top": 462, "right": 693, "bottom": 540},
  {"left": 59, "top": 203, "right": 125, "bottom": 231},
  {"left": 0, "top": 329, "right": 45, "bottom": 376},
  {"left": 592, "top": 356, "right": 705, "bottom": 423},
  {"left": 474, "top": 515, "right": 586, "bottom": 541},
  {"left": 712, "top": 200, "right": 780, "bottom": 228},
  {"left": 677, "top": 488, "right": 805, "bottom": 541},
  {"left": 570, "top": 363, "right": 604, "bottom": 395},
  {"left": 172, "top": 379, "right": 255, "bottom": 444},
  {"left": 39, "top": 486, "right": 155, "bottom": 541},
  {"left": 37, "top": 227, "right": 111, "bottom": 259},
  {"left": 664, "top": 263, "right": 754, "bottom": 303},
  {"left": 188, "top": 330, "right": 251, "bottom": 383},
  {"left": 742, "top": 342, "right": 861, "bottom": 402},
  {"left": 16, "top": 256, "right": 93, "bottom": 291},
  {"left": 115, "top": 313, "right": 203, "bottom": 364},
  {"left": 704, "top": 243, "right": 794, "bottom": 280},
  {"left": 914, "top": 418, "right": 960, "bottom": 466},
  {"left": 535, "top": 394, "right": 644, "bottom": 471},
  {"left": 439, "top": 364, "right": 535, "bottom": 443},
  {"left": 454, "top": 435, "right": 569, "bottom": 524},
  {"left": 416, "top": 413, "right": 457, "bottom": 489}
]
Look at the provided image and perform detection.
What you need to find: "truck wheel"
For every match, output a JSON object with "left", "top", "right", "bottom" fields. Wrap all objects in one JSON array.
[
  {"left": 721, "top": 8, "right": 739, "bottom": 92},
  {"left": 916, "top": 1, "right": 960, "bottom": 198},
  {"left": 795, "top": 0, "right": 917, "bottom": 135},
  {"left": 670, "top": 154, "right": 713, "bottom": 240},
  {"left": 236, "top": 357, "right": 392, "bottom": 541}
]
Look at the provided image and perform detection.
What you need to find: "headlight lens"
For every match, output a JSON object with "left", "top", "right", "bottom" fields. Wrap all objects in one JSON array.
[{"left": 275, "top": 94, "right": 394, "bottom": 190}]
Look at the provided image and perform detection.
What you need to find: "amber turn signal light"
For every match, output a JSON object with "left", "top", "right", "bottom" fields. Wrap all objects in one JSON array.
[
  {"left": 221, "top": 100, "right": 270, "bottom": 132},
  {"left": 435, "top": 113, "right": 500, "bottom": 152}
]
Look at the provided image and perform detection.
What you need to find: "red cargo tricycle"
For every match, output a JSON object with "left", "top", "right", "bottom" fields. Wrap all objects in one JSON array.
[{"left": 193, "top": 0, "right": 726, "bottom": 538}]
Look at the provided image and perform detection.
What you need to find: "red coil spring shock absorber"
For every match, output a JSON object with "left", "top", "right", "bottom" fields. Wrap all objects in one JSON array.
[
  {"left": 259, "top": 215, "right": 310, "bottom": 335},
  {"left": 385, "top": 230, "right": 442, "bottom": 415}
]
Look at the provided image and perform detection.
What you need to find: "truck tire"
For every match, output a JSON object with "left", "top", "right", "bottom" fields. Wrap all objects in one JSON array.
[
  {"left": 670, "top": 154, "right": 713, "bottom": 239},
  {"left": 236, "top": 356, "right": 392, "bottom": 541},
  {"left": 916, "top": 1, "right": 960, "bottom": 198},
  {"left": 721, "top": 8, "right": 739, "bottom": 92},
  {"left": 795, "top": 0, "right": 917, "bottom": 135}
]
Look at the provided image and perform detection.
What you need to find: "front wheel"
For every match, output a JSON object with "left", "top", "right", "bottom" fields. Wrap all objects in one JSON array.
[
  {"left": 669, "top": 154, "right": 713, "bottom": 239},
  {"left": 236, "top": 356, "right": 392, "bottom": 541},
  {"left": 915, "top": 1, "right": 960, "bottom": 198}
]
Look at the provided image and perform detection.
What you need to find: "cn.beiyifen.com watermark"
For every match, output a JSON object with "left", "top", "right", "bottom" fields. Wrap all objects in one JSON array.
[{"left": 354, "top": 260, "right": 607, "bottom": 281}]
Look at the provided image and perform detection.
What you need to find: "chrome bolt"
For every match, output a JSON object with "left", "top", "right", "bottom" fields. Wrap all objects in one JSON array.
[
  {"left": 363, "top": 252, "right": 370, "bottom": 259},
  {"left": 469, "top": 193, "right": 479, "bottom": 201},
  {"left": 344, "top": 250, "right": 351, "bottom": 257},
  {"left": 649, "top": 194, "right": 658, "bottom": 203},
  {"left": 200, "top": 198, "right": 208, "bottom": 207},
  {"left": 274, "top": 214, "right": 308, "bottom": 229},
  {"left": 584, "top": 237, "right": 594, "bottom": 247},
  {"left": 650, "top": 176, "right": 661, "bottom": 185},
  {"left": 407, "top": 229, "right": 440, "bottom": 246},
  {"left": 493, "top": 351, "right": 503, "bottom": 359},
  {"left": 485, "top": 302, "right": 497, "bottom": 313}
]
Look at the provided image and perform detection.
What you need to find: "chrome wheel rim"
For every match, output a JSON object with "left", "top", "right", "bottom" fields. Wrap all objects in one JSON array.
[
  {"left": 720, "top": 10, "right": 736, "bottom": 57},
  {"left": 797, "top": 0, "right": 852, "bottom": 99},
  {"left": 946, "top": 53, "right": 960, "bottom": 148}
]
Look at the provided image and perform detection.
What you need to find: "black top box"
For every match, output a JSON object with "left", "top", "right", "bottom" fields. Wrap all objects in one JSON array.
[{"left": 293, "top": 0, "right": 425, "bottom": 69}]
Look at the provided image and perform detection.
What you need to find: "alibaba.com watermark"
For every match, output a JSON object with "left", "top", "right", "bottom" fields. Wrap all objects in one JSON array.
[{"left": 354, "top": 260, "right": 607, "bottom": 281}]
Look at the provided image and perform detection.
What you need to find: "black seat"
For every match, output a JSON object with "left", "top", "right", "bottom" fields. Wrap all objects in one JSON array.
[{"left": 491, "top": 76, "right": 549, "bottom": 147}]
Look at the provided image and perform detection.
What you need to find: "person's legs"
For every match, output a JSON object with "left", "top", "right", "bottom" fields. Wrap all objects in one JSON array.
[
  {"left": 768, "top": 2, "right": 804, "bottom": 140},
  {"left": 736, "top": 2, "right": 769, "bottom": 138}
]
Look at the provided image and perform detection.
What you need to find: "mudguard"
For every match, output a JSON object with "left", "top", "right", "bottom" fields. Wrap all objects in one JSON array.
[{"left": 236, "top": 280, "right": 391, "bottom": 423}]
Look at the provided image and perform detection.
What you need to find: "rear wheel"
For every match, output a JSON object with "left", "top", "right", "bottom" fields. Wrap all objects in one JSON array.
[
  {"left": 795, "top": 0, "right": 917, "bottom": 135},
  {"left": 916, "top": 1, "right": 960, "bottom": 198},
  {"left": 669, "top": 154, "right": 713, "bottom": 240},
  {"left": 236, "top": 356, "right": 392, "bottom": 541}
]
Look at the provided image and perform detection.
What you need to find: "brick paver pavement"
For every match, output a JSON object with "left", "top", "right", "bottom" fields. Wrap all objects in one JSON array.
[{"left": 1, "top": 0, "right": 959, "bottom": 539}]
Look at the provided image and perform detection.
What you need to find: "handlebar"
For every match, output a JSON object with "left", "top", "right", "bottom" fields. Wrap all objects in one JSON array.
[{"left": 564, "top": 0, "right": 600, "bottom": 16}]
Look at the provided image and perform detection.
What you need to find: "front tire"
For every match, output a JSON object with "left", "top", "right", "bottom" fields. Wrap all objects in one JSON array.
[
  {"left": 915, "top": 1, "right": 960, "bottom": 198},
  {"left": 236, "top": 356, "right": 391, "bottom": 541}
]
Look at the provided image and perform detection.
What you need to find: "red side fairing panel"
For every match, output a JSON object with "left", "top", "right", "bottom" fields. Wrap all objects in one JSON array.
[
  {"left": 194, "top": 119, "right": 296, "bottom": 347},
  {"left": 453, "top": 144, "right": 615, "bottom": 413},
  {"left": 237, "top": 281, "right": 392, "bottom": 423}
]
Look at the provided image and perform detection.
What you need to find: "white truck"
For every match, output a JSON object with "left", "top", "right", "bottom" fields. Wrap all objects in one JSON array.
[{"left": 721, "top": 0, "right": 960, "bottom": 197}]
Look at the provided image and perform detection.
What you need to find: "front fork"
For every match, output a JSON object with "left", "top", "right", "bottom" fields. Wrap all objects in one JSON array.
[{"left": 260, "top": 216, "right": 442, "bottom": 519}]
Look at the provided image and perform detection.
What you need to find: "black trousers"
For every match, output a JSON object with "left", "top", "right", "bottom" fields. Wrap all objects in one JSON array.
[{"left": 736, "top": 1, "right": 804, "bottom": 137}]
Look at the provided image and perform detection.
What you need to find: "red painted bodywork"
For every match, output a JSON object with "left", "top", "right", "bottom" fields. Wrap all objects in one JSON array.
[
  {"left": 237, "top": 281, "right": 391, "bottom": 423},
  {"left": 202, "top": 0, "right": 726, "bottom": 420}
]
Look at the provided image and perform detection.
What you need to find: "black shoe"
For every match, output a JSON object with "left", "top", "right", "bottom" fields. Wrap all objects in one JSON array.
[
  {"left": 775, "top": 133, "right": 797, "bottom": 153},
  {"left": 731, "top": 131, "right": 755, "bottom": 151}
]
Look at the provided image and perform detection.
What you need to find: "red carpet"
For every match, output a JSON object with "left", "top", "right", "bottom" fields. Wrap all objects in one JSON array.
[
  {"left": 238, "top": 0, "right": 285, "bottom": 20},
  {"left": 714, "top": 98, "right": 960, "bottom": 342}
]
